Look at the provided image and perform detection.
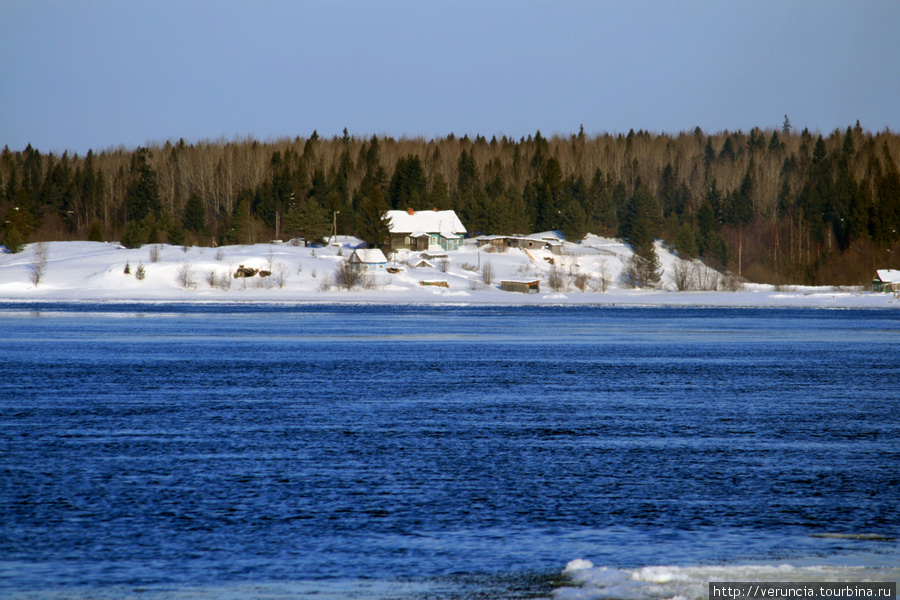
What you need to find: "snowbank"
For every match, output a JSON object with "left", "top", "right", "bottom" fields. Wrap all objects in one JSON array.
[{"left": 0, "top": 236, "right": 896, "bottom": 309}]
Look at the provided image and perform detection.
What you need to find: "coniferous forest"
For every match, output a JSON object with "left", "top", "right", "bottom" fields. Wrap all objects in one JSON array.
[{"left": 2, "top": 122, "right": 899, "bottom": 286}]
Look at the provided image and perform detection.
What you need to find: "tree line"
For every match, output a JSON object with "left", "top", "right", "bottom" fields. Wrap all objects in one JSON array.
[{"left": 2, "top": 121, "right": 899, "bottom": 285}]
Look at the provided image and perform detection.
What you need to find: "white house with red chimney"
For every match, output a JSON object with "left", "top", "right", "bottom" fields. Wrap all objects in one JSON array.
[{"left": 386, "top": 209, "right": 467, "bottom": 252}]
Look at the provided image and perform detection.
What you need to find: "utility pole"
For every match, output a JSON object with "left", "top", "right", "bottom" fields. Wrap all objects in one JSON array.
[{"left": 332, "top": 211, "right": 340, "bottom": 246}]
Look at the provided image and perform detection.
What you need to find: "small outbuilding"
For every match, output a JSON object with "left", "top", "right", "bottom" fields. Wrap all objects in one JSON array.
[
  {"left": 349, "top": 249, "right": 388, "bottom": 272},
  {"left": 500, "top": 279, "right": 541, "bottom": 294},
  {"left": 409, "top": 259, "right": 435, "bottom": 269},
  {"left": 872, "top": 269, "right": 900, "bottom": 292}
]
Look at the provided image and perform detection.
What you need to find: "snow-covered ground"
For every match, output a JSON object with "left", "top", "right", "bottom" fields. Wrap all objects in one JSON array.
[{"left": 0, "top": 234, "right": 896, "bottom": 308}]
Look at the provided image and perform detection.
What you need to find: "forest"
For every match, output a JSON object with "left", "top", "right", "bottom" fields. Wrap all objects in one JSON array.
[{"left": 2, "top": 120, "right": 899, "bottom": 286}]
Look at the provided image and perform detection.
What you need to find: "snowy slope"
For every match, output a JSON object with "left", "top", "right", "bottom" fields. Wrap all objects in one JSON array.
[{"left": 0, "top": 236, "right": 896, "bottom": 308}]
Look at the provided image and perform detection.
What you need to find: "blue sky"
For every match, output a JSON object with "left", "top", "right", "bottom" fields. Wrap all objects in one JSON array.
[{"left": 2, "top": 0, "right": 898, "bottom": 154}]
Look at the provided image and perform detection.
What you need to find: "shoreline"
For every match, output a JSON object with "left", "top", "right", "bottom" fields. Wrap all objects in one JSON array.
[{"left": 1, "top": 239, "right": 897, "bottom": 310}]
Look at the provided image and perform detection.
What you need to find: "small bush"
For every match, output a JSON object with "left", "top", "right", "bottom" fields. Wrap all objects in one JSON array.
[
  {"left": 573, "top": 272, "right": 589, "bottom": 292},
  {"left": 135, "top": 263, "right": 146, "bottom": 280},
  {"left": 722, "top": 272, "right": 746, "bottom": 292},
  {"left": 176, "top": 261, "right": 196, "bottom": 289},
  {"left": 670, "top": 259, "right": 722, "bottom": 291},
  {"left": 88, "top": 222, "right": 104, "bottom": 242},
  {"left": 149, "top": 244, "right": 161, "bottom": 263},
  {"left": 481, "top": 261, "right": 494, "bottom": 285},
  {"left": 672, "top": 259, "right": 692, "bottom": 291},
  {"left": 217, "top": 270, "right": 231, "bottom": 290},
  {"left": 274, "top": 262, "right": 288, "bottom": 288},
  {"left": 317, "top": 273, "right": 333, "bottom": 291},
  {"left": 548, "top": 266, "right": 566, "bottom": 292},
  {"left": 29, "top": 242, "right": 49, "bottom": 286},
  {"left": 334, "top": 261, "right": 363, "bottom": 290},
  {"left": 596, "top": 260, "right": 611, "bottom": 292}
]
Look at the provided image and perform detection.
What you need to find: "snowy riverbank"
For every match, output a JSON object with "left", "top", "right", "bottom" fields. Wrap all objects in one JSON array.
[{"left": 1, "top": 236, "right": 896, "bottom": 309}]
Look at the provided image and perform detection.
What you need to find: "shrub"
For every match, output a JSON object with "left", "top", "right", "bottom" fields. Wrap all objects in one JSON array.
[
  {"left": 333, "top": 260, "right": 363, "bottom": 290},
  {"left": 672, "top": 259, "right": 692, "bottom": 291},
  {"left": 88, "top": 222, "right": 104, "bottom": 242},
  {"left": 722, "top": 272, "right": 746, "bottom": 292},
  {"left": 481, "top": 260, "right": 494, "bottom": 285},
  {"left": 29, "top": 242, "right": 48, "bottom": 286},
  {"left": 317, "top": 273, "right": 333, "bottom": 291},
  {"left": 176, "top": 261, "right": 196, "bottom": 289},
  {"left": 623, "top": 252, "right": 662, "bottom": 289},
  {"left": 596, "top": 260, "right": 611, "bottom": 292},
  {"left": 573, "top": 272, "right": 589, "bottom": 292},
  {"left": 548, "top": 266, "right": 566, "bottom": 292}
]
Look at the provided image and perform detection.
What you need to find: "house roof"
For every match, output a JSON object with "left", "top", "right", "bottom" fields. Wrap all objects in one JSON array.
[
  {"left": 386, "top": 210, "right": 466, "bottom": 236},
  {"left": 351, "top": 249, "right": 388, "bottom": 263},
  {"left": 874, "top": 269, "right": 900, "bottom": 283}
]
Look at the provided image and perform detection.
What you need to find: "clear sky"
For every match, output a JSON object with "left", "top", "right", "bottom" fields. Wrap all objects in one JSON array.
[{"left": 2, "top": 0, "right": 898, "bottom": 155}]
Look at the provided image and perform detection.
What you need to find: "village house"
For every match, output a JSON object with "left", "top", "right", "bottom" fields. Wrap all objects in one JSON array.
[
  {"left": 871, "top": 269, "right": 900, "bottom": 292},
  {"left": 386, "top": 209, "right": 467, "bottom": 253},
  {"left": 349, "top": 248, "right": 388, "bottom": 272}
]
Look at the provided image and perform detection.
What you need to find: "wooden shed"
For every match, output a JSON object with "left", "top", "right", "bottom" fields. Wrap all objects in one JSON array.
[{"left": 500, "top": 279, "right": 540, "bottom": 294}]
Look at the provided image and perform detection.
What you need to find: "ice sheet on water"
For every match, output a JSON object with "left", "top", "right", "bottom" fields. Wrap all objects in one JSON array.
[{"left": 555, "top": 563, "right": 900, "bottom": 600}]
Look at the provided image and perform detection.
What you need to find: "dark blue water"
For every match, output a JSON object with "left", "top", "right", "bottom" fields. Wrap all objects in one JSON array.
[{"left": 1, "top": 304, "right": 899, "bottom": 598}]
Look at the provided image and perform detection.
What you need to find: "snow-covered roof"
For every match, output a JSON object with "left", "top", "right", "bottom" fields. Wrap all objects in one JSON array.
[
  {"left": 386, "top": 210, "right": 466, "bottom": 236},
  {"left": 351, "top": 249, "right": 387, "bottom": 263},
  {"left": 874, "top": 269, "right": 900, "bottom": 283}
]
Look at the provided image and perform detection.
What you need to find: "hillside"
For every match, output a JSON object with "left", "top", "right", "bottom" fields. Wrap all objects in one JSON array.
[
  {"left": 1, "top": 237, "right": 895, "bottom": 308},
  {"left": 3, "top": 126, "right": 900, "bottom": 289}
]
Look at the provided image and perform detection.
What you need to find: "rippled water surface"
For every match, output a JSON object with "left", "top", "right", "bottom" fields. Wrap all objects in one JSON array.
[{"left": 1, "top": 304, "right": 898, "bottom": 599}]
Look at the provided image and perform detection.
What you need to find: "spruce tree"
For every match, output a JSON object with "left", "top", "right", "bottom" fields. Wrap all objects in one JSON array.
[
  {"left": 88, "top": 221, "right": 103, "bottom": 242},
  {"left": 388, "top": 155, "right": 427, "bottom": 209},
  {"left": 356, "top": 187, "right": 391, "bottom": 250},
  {"left": 182, "top": 192, "right": 207, "bottom": 236},
  {"left": 285, "top": 199, "right": 330, "bottom": 246},
  {"left": 620, "top": 181, "right": 661, "bottom": 287},
  {"left": 125, "top": 148, "right": 160, "bottom": 223}
]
